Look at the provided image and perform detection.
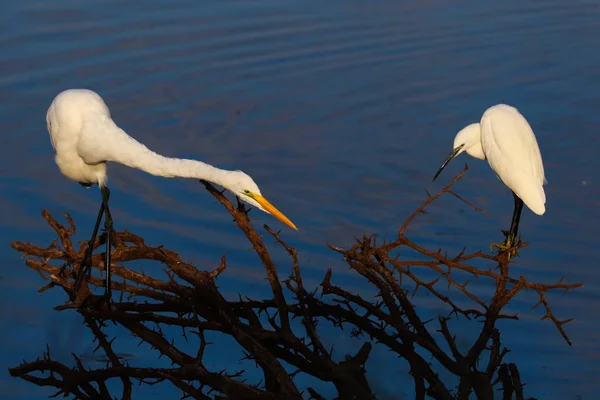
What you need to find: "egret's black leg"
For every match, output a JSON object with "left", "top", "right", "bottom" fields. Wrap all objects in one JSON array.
[
  {"left": 100, "top": 185, "right": 113, "bottom": 301},
  {"left": 506, "top": 191, "right": 524, "bottom": 247},
  {"left": 74, "top": 199, "right": 105, "bottom": 297},
  {"left": 490, "top": 191, "right": 524, "bottom": 256}
]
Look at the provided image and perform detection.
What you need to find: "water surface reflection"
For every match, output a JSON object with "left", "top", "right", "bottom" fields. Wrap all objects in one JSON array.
[{"left": 1, "top": 0, "right": 599, "bottom": 398}]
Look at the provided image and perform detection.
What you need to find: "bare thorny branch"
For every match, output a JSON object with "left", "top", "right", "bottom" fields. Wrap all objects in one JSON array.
[{"left": 8, "top": 166, "right": 581, "bottom": 399}]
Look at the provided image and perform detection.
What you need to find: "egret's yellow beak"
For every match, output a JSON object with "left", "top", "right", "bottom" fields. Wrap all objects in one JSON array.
[{"left": 248, "top": 192, "right": 298, "bottom": 230}]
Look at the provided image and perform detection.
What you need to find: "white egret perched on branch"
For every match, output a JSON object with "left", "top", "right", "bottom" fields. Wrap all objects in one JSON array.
[
  {"left": 433, "top": 104, "right": 546, "bottom": 253},
  {"left": 47, "top": 88, "right": 298, "bottom": 302}
]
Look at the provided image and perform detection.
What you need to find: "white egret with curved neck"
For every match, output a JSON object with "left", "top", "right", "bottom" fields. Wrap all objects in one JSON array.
[
  {"left": 433, "top": 104, "right": 546, "bottom": 254},
  {"left": 47, "top": 88, "right": 298, "bottom": 301}
]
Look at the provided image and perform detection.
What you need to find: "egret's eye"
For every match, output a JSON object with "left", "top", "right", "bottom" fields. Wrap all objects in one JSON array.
[{"left": 243, "top": 190, "right": 252, "bottom": 196}]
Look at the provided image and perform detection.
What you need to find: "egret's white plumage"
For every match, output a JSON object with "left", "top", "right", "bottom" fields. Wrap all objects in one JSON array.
[
  {"left": 47, "top": 88, "right": 297, "bottom": 301},
  {"left": 451, "top": 104, "right": 546, "bottom": 215},
  {"left": 433, "top": 104, "right": 546, "bottom": 251},
  {"left": 46, "top": 88, "right": 297, "bottom": 230}
]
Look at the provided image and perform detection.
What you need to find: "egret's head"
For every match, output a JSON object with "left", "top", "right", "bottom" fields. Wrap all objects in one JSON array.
[
  {"left": 433, "top": 123, "right": 485, "bottom": 181},
  {"left": 225, "top": 170, "right": 298, "bottom": 230}
]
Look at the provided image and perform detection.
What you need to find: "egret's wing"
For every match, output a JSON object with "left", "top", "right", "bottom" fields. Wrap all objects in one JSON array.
[
  {"left": 522, "top": 114, "right": 546, "bottom": 186},
  {"left": 531, "top": 134, "right": 547, "bottom": 185},
  {"left": 47, "top": 110, "right": 57, "bottom": 154},
  {"left": 482, "top": 105, "right": 546, "bottom": 215}
]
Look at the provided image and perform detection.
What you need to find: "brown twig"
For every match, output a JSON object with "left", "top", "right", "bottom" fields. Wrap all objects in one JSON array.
[{"left": 201, "top": 180, "right": 291, "bottom": 332}]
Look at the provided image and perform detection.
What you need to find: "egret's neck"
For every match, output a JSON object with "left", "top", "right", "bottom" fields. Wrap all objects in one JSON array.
[
  {"left": 163, "top": 158, "right": 235, "bottom": 187},
  {"left": 113, "top": 148, "right": 237, "bottom": 189},
  {"left": 455, "top": 123, "right": 486, "bottom": 160},
  {"left": 466, "top": 143, "right": 486, "bottom": 160},
  {"left": 78, "top": 119, "right": 239, "bottom": 190}
]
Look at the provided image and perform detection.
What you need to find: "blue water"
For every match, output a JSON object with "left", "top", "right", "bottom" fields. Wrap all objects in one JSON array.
[{"left": 1, "top": 0, "right": 599, "bottom": 398}]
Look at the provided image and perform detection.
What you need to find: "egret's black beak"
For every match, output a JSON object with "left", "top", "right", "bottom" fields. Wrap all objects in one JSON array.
[{"left": 432, "top": 144, "right": 464, "bottom": 182}]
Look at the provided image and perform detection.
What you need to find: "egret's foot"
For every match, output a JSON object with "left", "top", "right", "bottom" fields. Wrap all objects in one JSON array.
[
  {"left": 57, "top": 262, "right": 71, "bottom": 279},
  {"left": 102, "top": 284, "right": 113, "bottom": 308},
  {"left": 490, "top": 237, "right": 518, "bottom": 260},
  {"left": 102, "top": 294, "right": 113, "bottom": 311},
  {"left": 72, "top": 265, "right": 91, "bottom": 300},
  {"left": 489, "top": 240, "right": 511, "bottom": 253},
  {"left": 79, "top": 293, "right": 113, "bottom": 313}
]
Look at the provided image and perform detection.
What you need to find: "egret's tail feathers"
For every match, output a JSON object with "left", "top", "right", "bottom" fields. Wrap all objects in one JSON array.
[
  {"left": 527, "top": 200, "right": 545, "bottom": 216},
  {"left": 523, "top": 183, "right": 546, "bottom": 215}
]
